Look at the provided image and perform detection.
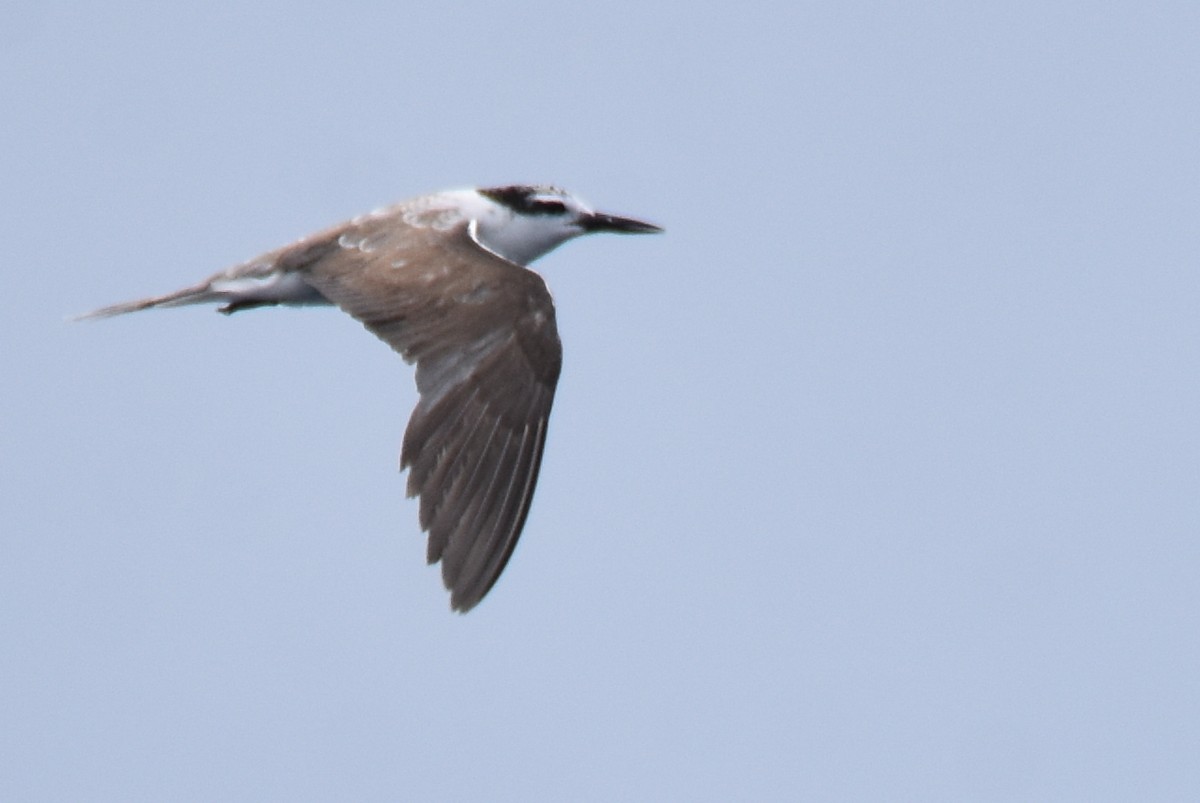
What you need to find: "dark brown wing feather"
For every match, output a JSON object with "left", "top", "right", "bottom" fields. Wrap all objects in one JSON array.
[{"left": 292, "top": 213, "right": 562, "bottom": 611}]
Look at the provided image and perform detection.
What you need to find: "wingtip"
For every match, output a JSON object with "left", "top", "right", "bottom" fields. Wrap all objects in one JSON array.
[{"left": 449, "top": 591, "right": 480, "bottom": 614}]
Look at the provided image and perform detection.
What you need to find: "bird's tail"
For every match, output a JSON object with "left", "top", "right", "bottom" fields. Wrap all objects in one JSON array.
[{"left": 71, "top": 282, "right": 221, "bottom": 321}]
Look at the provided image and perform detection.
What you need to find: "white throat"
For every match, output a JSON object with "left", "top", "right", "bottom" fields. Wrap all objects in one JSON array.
[{"left": 458, "top": 190, "right": 585, "bottom": 266}]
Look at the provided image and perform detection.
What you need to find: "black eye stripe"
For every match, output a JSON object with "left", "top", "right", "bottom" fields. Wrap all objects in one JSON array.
[{"left": 480, "top": 186, "right": 569, "bottom": 216}]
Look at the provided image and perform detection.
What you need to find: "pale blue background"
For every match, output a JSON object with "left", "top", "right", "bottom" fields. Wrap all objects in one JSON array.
[{"left": 3, "top": 2, "right": 1198, "bottom": 800}]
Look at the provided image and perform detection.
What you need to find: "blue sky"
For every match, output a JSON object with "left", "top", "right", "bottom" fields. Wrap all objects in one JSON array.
[{"left": 3, "top": 2, "right": 1198, "bottom": 800}]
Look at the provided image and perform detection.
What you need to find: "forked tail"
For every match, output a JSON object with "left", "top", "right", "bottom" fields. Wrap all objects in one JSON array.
[{"left": 72, "top": 281, "right": 223, "bottom": 321}]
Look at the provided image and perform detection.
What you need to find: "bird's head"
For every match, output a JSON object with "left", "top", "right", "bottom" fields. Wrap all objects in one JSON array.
[{"left": 470, "top": 185, "right": 662, "bottom": 265}]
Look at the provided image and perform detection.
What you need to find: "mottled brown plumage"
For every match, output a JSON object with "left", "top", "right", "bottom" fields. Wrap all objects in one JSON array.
[
  {"left": 295, "top": 217, "right": 562, "bottom": 610},
  {"left": 78, "top": 185, "right": 660, "bottom": 611}
]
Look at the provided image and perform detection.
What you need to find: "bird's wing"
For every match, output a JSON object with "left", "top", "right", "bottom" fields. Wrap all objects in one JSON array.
[{"left": 294, "top": 211, "right": 563, "bottom": 612}]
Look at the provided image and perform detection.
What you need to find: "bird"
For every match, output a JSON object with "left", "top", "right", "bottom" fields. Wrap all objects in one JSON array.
[{"left": 78, "top": 184, "right": 662, "bottom": 611}]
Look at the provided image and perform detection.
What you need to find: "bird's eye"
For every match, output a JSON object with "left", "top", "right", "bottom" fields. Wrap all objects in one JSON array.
[{"left": 531, "top": 199, "right": 567, "bottom": 214}]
